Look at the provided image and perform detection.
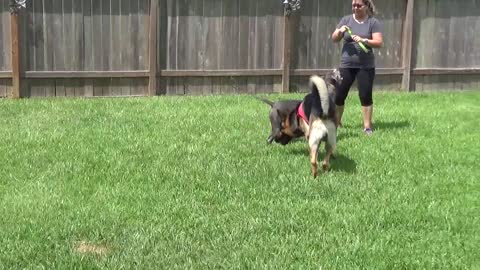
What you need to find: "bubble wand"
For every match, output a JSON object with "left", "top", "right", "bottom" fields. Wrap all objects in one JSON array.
[{"left": 346, "top": 27, "right": 369, "bottom": 53}]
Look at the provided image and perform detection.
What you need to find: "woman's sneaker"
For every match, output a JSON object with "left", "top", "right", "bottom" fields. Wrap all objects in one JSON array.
[{"left": 363, "top": 128, "right": 373, "bottom": 136}]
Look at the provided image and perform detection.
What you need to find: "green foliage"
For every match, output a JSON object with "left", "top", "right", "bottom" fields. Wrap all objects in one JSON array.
[{"left": 0, "top": 91, "right": 479, "bottom": 269}]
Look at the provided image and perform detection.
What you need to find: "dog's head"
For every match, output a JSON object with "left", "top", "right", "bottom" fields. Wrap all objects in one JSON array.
[
  {"left": 265, "top": 100, "right": 304, "bottom": 145},
  {"left": 325, "top": 68, "right": 343, "bottom": 90}
]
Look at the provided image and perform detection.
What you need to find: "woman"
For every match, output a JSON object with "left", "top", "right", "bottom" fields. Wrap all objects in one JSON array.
[{"left": 331, "top": 0, "right": 383, "bottom": 135}]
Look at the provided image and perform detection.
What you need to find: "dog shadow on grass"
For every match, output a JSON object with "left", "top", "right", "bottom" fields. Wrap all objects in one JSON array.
[
  {"left": 374, "top": 120, "right": 410, "bottom": 130},
  {"left": 287, "top": 147, "right": 357, "bottom": 174},
  {"left": 329, "top": 154, "right": 357, "bottom": 173},
  {"left": 337, "top": 119, "right": 411, "bottom": 140}
]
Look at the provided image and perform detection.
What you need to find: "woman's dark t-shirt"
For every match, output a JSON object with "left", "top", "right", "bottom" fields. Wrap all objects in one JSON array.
[{"left": 337, "top": 15, "right": 383, "bottom": 68}]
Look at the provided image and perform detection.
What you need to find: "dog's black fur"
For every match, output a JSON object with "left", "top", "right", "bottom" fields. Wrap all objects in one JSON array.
[
  {"left": 258, "top": 69, "right": 342, "bottom": 145},
  {"left": 256, "top": 98, "right": 303, "bottom": 145},
  {"left": 258, "top": 69, "right": 343, "bottom": 176}
]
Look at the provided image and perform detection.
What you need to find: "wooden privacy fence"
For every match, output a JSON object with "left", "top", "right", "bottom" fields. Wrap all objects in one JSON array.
[{"left": 1, "top": 0, "right": 480, "bottom": 98}]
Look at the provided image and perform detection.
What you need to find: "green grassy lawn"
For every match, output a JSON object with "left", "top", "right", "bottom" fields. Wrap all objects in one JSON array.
[{"left": 0, "top": 91, "right": 479, "bottom": 269}]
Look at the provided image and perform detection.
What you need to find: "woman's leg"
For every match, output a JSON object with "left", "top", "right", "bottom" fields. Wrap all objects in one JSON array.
[
  {"left": 357, "top": 68, "right": 375, "bottom": 130},
  {"left": 361, "top": 106, "right": 373, "bottom": 129},
  {"left": 335, "top": 68, "right": 358, "bottom": 126}
]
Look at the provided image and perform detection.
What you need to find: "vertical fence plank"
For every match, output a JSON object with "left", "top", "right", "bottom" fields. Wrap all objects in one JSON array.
[
  {"left": 72, "top": 0, "right": 83, "bottom": 71},
  {"left": 272, "top": 3, "right": 282, "bottom": 70},
  {"left": 120, "top": 0, "right": 129, "bottom": 69},
  {"left": 176, "top": 0, "right": 188, "bottom": 70},
  {"left": 11, "top": 5, "right": 21, "bottom": 98},
  {"left": 139, "top": 0, "right": 149, "bottom": 70},
  {"left": 238, "top": 0, "right": 249, "bottom": 70},
  {"left": 101, "top": 0, "right": 111, "bottom": 71},
  {"left": 110, "top": 0, "right": 120, "bottom": 72},
  {"left": 0, "top": 1, "right": 6, "bottom": 71},
  {"left": 43, "top": 0, "right": 53, "bottom": 72},
  {"left": 247, "top": 0, "right": 256, "bottom": 71},
  {"left": 52, "top": 0, "right": 65, "bottom": 70},
  {"left": 222, "top": 0, "right": 238, "bottom": 70},
  {"left": 320, "top": 2, "right": 334, "bottom": 68},
  {"left": 204, "top": 0, "right": 221, "bottom": 70},
  {"left": 149, "top": 0, "right": 159, "bottom": 95},
  {"left": 62, "top": 0, "right": 73, "bottom": 70},
  {"left": 157, "top": 0, "right": 167, "bottom": 76},
  {"left": 55, "top": 79, "right": 66, "bottom": 96},
  {"left": 309, "top": 0, "right": 320, "bottom": 69},
  {"left": 470, "top": 0, "right": 480, "bottom": 70},
  {"left": 84, "top": 1, "right": 94, "bottom": 97},
  {"left": 435, "top": 0, "right": 449, "bottom": 69},
  {"left": 302, "top": 0, "right": 313, "bottom": 69},
  {"left": 130, "top": 0, "right": 140, "bottom": 70},
  {"left": 255, "top": 0, "right": 268, "bottom": 69},
  {"left": 83, "top": 0, "right": 93, "bottom": 71},
  {"left": 1, "top": 4, "right": 10, "bottom": 97},
  {"left": 2, "top": 0, "right": 14, "bottom": 74},
  {"left": 401, "top": 0, "right": 414, "bottom": 91},
  {"left": 164, "top": 0, "right": 175, "bottom": 94},
  {"left": 0, "top": 79, "right": 6, "bottom": 97},
  {"left": 266, "top": 1, "right": 277, "bottom": 70},
  {"left": 91, "top": 0, "right": 102, "bottom": 70},
  {"left": 281, "top": 12, "right": 291, "bottom": 93},
  {"left": 121, "top": 0, "right": 132, "bottom": 96},
  {"left": 165, "top": 0, "right": 176, "bottom": 71},
  {"left": 186, "top": 0, "right": 205, "bottom": 95},
  {"left": 31, "top": 0, "right": 42, "bottom": 71}
]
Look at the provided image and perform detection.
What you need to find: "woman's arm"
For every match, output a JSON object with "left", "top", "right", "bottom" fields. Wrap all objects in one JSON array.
[
  {"left": 363, "top": 32, "right": 383, "bottom": 48},
  {"left": 332, "top": 25, "right": 348, "bottom": 43}
]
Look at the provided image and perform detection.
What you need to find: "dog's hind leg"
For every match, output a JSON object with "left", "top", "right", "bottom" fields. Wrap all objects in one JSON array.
[
  {"left": 322, "top": 121, "right": 337, "bottom": 171},
  {"left": 308, "top": 120, "right": 328, "bottom": 177},
  {"left": 309, "top": 141, "right": 319, "bottom": 178}
]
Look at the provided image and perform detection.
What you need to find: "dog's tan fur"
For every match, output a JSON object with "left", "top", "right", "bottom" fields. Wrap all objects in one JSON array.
[
  {"left": 306, "top": 116, "right": 337, "bottom": 177},
  {"left": 261, "top": 69, "right": 342, "bottom": 177},
  {"left": 301, "top": 75, "right": 338, "bottom": 177}
]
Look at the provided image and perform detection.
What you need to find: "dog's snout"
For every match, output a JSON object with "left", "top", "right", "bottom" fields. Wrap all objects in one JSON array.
[{"left": 275, "top": 133, "right": 293, "bottom": 145}]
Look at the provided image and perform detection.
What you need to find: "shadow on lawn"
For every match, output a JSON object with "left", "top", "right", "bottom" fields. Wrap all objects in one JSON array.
[
  {"left": 287, "top": 148, "right": 357, "bottom": 174},
  {"left": 337, "top": 119, "right": 411, "bottom": 140},
  {"left": 374, "top": 120, "right": 411, "bottom": 130},
  {"left": 329, "top": 154, "right": 357, "bottom": 173}
]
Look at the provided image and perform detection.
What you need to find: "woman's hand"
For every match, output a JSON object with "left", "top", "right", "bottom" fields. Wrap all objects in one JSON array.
[
  {"left": 351, "top": 35, "right": 364, "bottom": 43},
  {"left": 332, "top": 25, "right": 349, "bottom": 42},
  {"left": 338, "top": 25, "right": 349, "bottom": 34}
]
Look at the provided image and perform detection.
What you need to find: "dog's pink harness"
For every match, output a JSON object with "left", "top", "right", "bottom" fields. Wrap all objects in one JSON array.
[{"left": 297, "top": 102, "right": 308, "bottom": 124}]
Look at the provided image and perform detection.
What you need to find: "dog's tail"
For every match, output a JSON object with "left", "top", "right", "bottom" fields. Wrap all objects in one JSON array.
[
  {"left": 254, "top": 96, "right": 274, "bottom": 107},
  {"left": 309, "top": 75, "right": 329, "bottom": 118}
]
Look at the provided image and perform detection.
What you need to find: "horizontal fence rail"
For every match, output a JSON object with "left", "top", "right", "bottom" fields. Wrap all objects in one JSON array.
[{"left": 2, "top": 67, "right": 477, "bottom": 79}]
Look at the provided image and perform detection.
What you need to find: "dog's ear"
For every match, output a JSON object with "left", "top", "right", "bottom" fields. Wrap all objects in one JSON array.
[
  {"left": 288, "top": 110, "right": 299, "bottom": 130},
  {"left": 324, "top": 71, "right": 334, "bottom": 85},
  {"left": 326, "top": 68, "right": 342, "bottom": 86},
  {"left": 333, "top": 69, "right": 342, "bottom": 84},
  {"left": 277, "top": 108, "right": 292, "bottom": 123}
]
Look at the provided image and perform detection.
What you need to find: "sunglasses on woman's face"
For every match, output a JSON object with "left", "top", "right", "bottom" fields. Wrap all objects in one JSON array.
[{"left": 352, "top": 4, "right": 364, "bottom": 8}]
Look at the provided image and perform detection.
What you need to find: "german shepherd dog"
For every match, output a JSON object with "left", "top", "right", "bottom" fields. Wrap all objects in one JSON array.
[{"left": 259, "top": 69, "right": 342, "bottom": 177}]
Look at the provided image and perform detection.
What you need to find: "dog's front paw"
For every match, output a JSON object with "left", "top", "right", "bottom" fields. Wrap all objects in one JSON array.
[
  {"left": 321, "top": 161, "right": 330, "bottom": 171},
  {"left": 311, "top": 163, "right": 318, "bottom": 178}
]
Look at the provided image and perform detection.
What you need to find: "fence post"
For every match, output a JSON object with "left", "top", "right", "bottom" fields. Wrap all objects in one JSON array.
[
  {"left": 281, "top": 12, "right": 292, "bottom": 93},
  {"left": 401, "top": 0, "right": 415, "bottom": 91},
  {"left": 148, "top": 0, "right": 159, "bottom": 96},
  {"left": 10, "top": 1, "right": 23, "bottom": 98}
]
